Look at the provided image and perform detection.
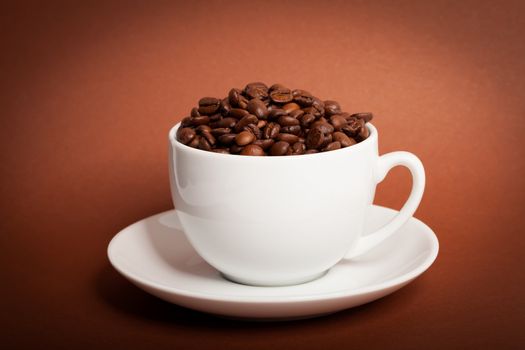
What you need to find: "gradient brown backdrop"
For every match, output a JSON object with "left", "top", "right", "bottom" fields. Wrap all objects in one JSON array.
[{"left": 1, "top": 0, "right": 524, "bottom": 349}]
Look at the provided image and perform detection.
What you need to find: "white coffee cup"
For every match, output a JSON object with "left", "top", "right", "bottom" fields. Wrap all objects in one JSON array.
[{"left": 168, "top": 123, "right": 425, "bottom": 286}]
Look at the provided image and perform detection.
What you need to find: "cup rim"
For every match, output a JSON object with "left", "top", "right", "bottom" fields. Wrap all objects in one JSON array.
[{"left": 169, "top": 122, "right": 377, "bottom": 158}]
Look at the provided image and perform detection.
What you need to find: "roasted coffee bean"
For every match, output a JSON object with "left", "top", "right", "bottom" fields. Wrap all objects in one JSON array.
[
  {"left": 268, "top": 108, "right": 287, "bottom": 120},
  {"left": 188, "top": 135, "right": 201, "bottom": 148},
  {"left": 201, "top": 130, "right": 216, "bottom": 145},
  {"left": 330, "top": 115, "right": 347, "bottom": 131},
  {"left": 191, "top": 115, "right": 210, "bottom": 126},
  {"left": 229, "top": 108, "right": 249, "bottom": 119},
  {"left": 270, "top": 141, "right": 290, "bottom": 156},
  {"left": 257, "top": 120, "right": 267, "bottom": 129},
  {"left": 291, "top": 141, "right": 306, "bottom": 155},
  {"left": 305, "top": 128, "right": 324, "bottom": 149},
  {"left": 243, "top": 124, "right": 262, "bottom": 139},
  {"left": 234, "top": 114, "right": 258, "bottom": 132},
  {"left": 280, "top": 125, "right": 301, "bottom": 135},
  {"left": 292, "top": 89, "right": 314, "bottom": 106},
  {"left": 209, "top": 114, "right": 222, "bottom": 122},
  {"left": 198, "top": 136, "right": 212, "bottom": 151},
  {"left": 324, "top": 100, "right": 341, "bottom": 116},
  {"left": 277, "top": 115, "right": 300, "bottom": 126},
  {"left": 311, "top": 121, "right": 334, "bottom": 134},
  {"left": 235, "top": 131, "right": 255, "bottom": 146},
  {"left": 230, "top": 144, "right": 244, "bottom": 154},
  {"left": 198, "top": 97, "right": 221, "bottom": 115},
  {"left": 247, "top": 98, "right": 269, "bottom": 119},
  {"left": 276, "top": 133, "right": 299, "bottom": 144},
  {"left": 358, "top": 124, "right": 370, "bottom": 140},
  {"left": 211, "top": 117, "right": 236, "bottom": 129},
  {"left": 181, "top": 116, "right": 192, "bottom": 127},
  {"left": 244, "top": 82, "right": 269, "bottom": 100},
  {"left": 263, "top": 122, "right": 280, "bottom": 139},
  {"left": 191, "top": 107, "right": 200, "bottom": 118},
  {"left": 218, "top": 133, "right": 237, "bottom": 145},
  {"left": 351, "top": 112, "right": 373, "bottom": 123},
  {"left": 299, "top": 113, "right": 315, "bottom": 127},
  {"left": 323, "top": 141, "right": 341, "bottom": 152},
  {"left": 269, "top": 87, "right": 293, "bottom": 103},
  {"left": 177, "top": 83, "right": 374, "bottom": 155},
  {"left": 333, "top": 131, "right": 356, "bottom": 147},
  {"left": 210, "top": 127, "right": 231, "bottom": 136},
  {"left": 220, "top": 98, "right": 231, "bottom": 116},
  {"left": 282, "top": 102, "right": 301, "bottom": 114},
  {"left": 241, "top": 144, "right": 265, "bottom": 156},
  {"left": 196, "top": 125, "right": 212, "bottom": 133},
  {"left": 228, "top": 88, "right": 243, "bottom": 106},
  {"left": 177, "top": 127, "right": 196, "bottom": 145},
  {"left": 289, "top": 109, "right": 305, "bottom": 119},
  {"left": 253, "top": 139, "right": 275, "bottom": 150}
]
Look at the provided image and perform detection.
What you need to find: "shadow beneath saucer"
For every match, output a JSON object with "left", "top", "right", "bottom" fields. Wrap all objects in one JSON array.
[{"left": 94, "top": 263, "right": 430, "bottom": 330}]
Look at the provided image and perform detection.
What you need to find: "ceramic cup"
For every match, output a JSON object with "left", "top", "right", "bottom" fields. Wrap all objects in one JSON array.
[{"left": 168, "top": 123, "right": 425, "bottom": 286}]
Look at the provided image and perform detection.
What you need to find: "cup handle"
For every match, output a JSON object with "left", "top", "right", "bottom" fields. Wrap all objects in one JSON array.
[{"left": 345, "top": 151, "right": 425, "bottom": 259}]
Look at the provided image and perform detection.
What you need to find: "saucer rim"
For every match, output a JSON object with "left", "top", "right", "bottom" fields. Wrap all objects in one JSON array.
[{"left": 107, "top": 205, "right": 439, "bottom": 303}]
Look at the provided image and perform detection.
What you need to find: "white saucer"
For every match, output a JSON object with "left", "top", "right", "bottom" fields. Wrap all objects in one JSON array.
[{"left": 107, "top": 205, "right": 438, "bottom": 320}]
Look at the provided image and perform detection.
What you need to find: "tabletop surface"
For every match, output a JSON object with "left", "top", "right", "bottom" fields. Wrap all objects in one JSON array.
[{"left": 1, "top": 1, "right": 524, "bottom": 349}]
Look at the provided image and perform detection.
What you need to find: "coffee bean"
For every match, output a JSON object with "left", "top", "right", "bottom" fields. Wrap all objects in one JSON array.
[
  {"left": 210, "top": 127, "right": 231, "bottom": 136},
  {"left": 188, "top": 135, "right": 201, "bottom": 148},
  {"left": 333, "top": 131, "right": 356, "bottom": 147},
  {"left": 299, "top": 113, "right": 315, "bottom": 127},
  {"left": 244, "top": 82, "right": 269, "bottom": 100},
  {"left": 228, "top": 88, "right": 243, "bottom": 106},
  {"left": 330, "top": 115, "right": 347, "bottom": 131},
  {"left": 230, "top": 144, "right": 244, "bottom": 154},
  {"left": 292, "top": 89, "right": 314, "bottom": 106},
  {"left": 198, "top": 97, "right": 221, "bottom": 115},
  {"left": 198, "top": 136, "right": 212, "bottom": 151},
  {"left": 270, "top": 141, "right": 290, "bottom": 156},
  {"left": 235, "top": 114, "right": 258, "bottom": 132},
  {"left": 235, "top": 131, "right": 255, "bottom": 146},
  {"left": 351, "top": 112, "right": 373, "bottom": 123},
  {"left": 268, "top": 108, "right": 287, "bottom": 120},
  {"left": 177, "top": 83, "right": 374, "bottom": 155},
  {"left": 211, "top": 117, "right": 236, "bottom": 129},
  {"left": 220, "top": 98, "right": 231, "bottom": 116},
  {"left": 253, "top": 139, "right": 275, "bottom": 150},
  {"left": 306, "top": 128, "right": 324, "bottom": 149},
  {"left": 324, "top": 100, "right": 341, "bottom": 116},
  {"left": 276, "top": 133, "right": 299, "bottom": 144},
  {"left": 247, "top": 98, "right": 269, "bottom": 119},
  {"left": 241, "top": 144, "right": 265, "bottom": 156},
  {"left": 191, "top": 107, "right": 200, "bottom": 118},
  {"left": 263, "top": 122, "right": 280, "bottom": 139},
  {"left": 212, "top": 148, "right": 230, "bottom": 154},
  {"left": 177, "top": 127, "right": 196, "bottom": 145},
  {"left": 291, "top": 141, "right": 306, "bottom": 155},
  {"left": 282, "top": 102, "right": 301, "bottom": 114},
  {"left": 277, "top": 115, "right": 300, "bottom": 126},
  {"left": 280, "top": 125, "right": 301, "bottom": 135},
  {"left": 269, "top": 87, "right": 293, "bottom": 103},
  {"left": 218, "top": 133, "right": 237, "bottom": 145},
  {"left": 191, "top": 115, "right": 210, "bottom": 126},
  {"left": 323, "top": 141, "right": 341, "bottom": 152},
  {"left": 201, "top": 130, "right": 216, "bottom": 145},
  {"left": 229, "top": 108, "right": 249, "bottom": 119}
]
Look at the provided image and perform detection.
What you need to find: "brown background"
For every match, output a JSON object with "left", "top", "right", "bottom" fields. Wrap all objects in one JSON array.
[{"left": 1, "top": 0, "right": 524, "bottom": 349}]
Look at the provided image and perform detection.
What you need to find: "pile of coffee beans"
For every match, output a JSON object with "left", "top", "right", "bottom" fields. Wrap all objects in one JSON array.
[{"left": 176, "top": 82, "right": 373, "bottom": 156}]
